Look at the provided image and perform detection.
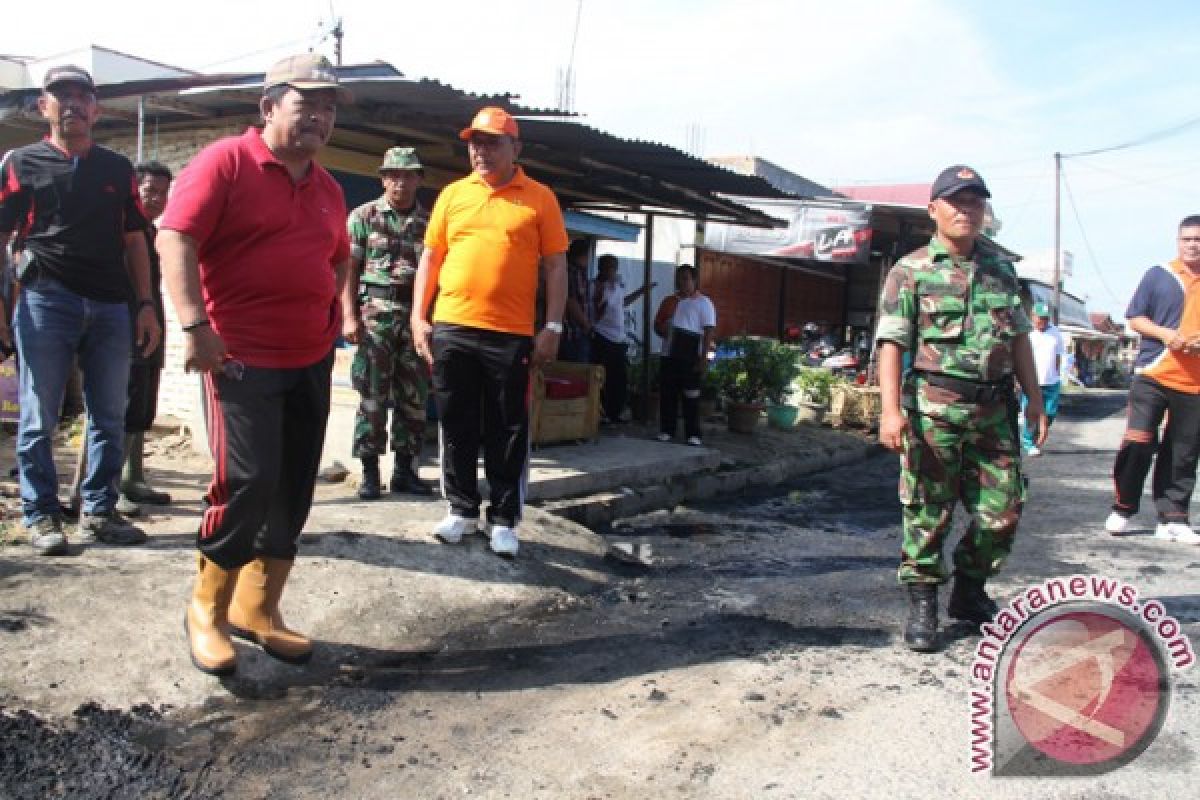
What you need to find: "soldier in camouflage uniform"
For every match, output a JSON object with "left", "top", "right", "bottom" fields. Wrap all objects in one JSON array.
[
  {"left": 875, "top": 165, "right": 1047, "bottom": 653},
  {"left": 341, "top": 147, "right": 433, "bottom": 499}
]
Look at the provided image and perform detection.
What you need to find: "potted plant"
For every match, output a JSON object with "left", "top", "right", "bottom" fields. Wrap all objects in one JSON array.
[
  {"left": 791, "top": 366, "right": 843, "bottom": 425},
  {"left": 627, "top": 355, "right": 661, "bottom": 423},
  {"left": 710, "top": 337, "right": 800, "bottom": 433}
]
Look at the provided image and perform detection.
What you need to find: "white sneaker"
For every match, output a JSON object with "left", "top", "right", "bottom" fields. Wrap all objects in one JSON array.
[
  {"left": 1025, "top": 446, "right": 1041, "bottom": 457},
  {"left": 489, "top": 525, "right": 519, "bottom": 557},
  {"left": 1105, "top": 512, "right": 1132, "bottom": 535},
  {"left": 686, "top": 436, "right": 702, "bottom": 446},
  {"left": 433, "top": 514, "right": 476, "bottom": 544},
  {"left": 656, "top": 432, "right": 672, "bottom": 442},
  {"left": 1155, "top": 522, "right": 1200, "bottom": 544}
]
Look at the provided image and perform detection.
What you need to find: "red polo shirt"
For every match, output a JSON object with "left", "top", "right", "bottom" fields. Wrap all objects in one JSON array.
[{"left": 159, "top": 127, "right": 350, "bottom": 368}]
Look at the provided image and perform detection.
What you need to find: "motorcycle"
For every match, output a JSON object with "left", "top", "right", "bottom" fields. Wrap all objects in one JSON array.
[
  {"left": 805, "top": 341, "right": 837, "bottom": 367},
  {"left": 821, "top": 348, "right": 860, "bottom": 378}
]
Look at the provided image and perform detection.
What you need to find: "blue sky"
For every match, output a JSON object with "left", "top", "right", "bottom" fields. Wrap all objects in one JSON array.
[{"left": 7, "top": 0, "right": 1198, "bottom": 319}]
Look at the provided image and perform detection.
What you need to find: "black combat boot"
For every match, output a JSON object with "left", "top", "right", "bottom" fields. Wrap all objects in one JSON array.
[
  {"left": 948, "top": 573, "right": 1000, "bottom": 627},
  {"left": 389, "top": 454, "right": 432, "bottom": 496},
  {"left": 904, "top": 583, "right": 940, "bottom": 653},
  {"left": 358, "top": 457, "right": 382, "bottom": 500}
]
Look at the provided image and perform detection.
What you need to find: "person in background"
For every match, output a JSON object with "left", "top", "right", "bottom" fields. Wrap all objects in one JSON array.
[
  {"left": 0, "top": 65, "right": 160, "bottom": 556},
  {"left": 1104, "top": 215, "right": 1200, "bottom": 545},
  {"left": 559, "top": 238, "right": 593, "bottom": 363},
  {"left": 654, "top": 264, "right": 715, "bottom": 446},
  {"left": 116, "top": 160, "right": 175, "bottom": 515},
  {"left": 1021, "top": 302, "right": 1065, "bottom": 457},
  {"left": 590, "top": 254, "right": 651, "bottom": 423},
  {"left": 341, "top": 146, "right": 433, "bottom": 499}
]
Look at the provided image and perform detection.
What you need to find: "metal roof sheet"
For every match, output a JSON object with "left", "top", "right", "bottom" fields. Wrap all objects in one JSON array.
[{"left": 0, "top": 63, "right": 785, "bottom": 227}]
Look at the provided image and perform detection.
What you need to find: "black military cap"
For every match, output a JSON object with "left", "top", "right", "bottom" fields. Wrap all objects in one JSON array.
[
  {"left": 42, "top": 64, "right": 96, "bottom": 92},
  {"left": 930, "top": 165, "right": 990, "bottom": 201}
]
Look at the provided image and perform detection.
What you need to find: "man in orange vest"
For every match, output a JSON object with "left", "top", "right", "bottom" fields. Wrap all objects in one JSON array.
[{"left": 1105, "top": 215, "right": 1200, "bottom": 545}]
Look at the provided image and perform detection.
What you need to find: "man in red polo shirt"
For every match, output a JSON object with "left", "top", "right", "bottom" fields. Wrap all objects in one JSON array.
[{"left": 158, "top": 54, "right": 352, "bottom": 676}]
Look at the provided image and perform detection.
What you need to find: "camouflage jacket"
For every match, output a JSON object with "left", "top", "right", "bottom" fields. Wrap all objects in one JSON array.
[
  {"left": 876, "top": 236, "right": 1031, "bottom": 417},
  {"left": 347, "top": 196, "right": 429, "bottom": 289}
]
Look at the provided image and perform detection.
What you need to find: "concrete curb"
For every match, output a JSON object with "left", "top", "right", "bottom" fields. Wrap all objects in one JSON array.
[{"left": 540, "top": 440, "right": 885, "bottom": 528}]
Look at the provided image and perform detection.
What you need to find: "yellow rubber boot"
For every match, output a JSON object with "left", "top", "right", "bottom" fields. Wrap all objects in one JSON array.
[
  {"left": 185, "top": 554, "right": 239, "bottom": 676},
  {"left": 228, "top": 557, "right": 313, "bottom": 664}
]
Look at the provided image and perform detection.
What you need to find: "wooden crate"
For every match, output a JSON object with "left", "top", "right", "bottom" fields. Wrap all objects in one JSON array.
[
  {"left": 830, "top": 385, "right": 881, "bottom": 429},
  {"left": 530, "top": 361, "right": 605, "bottom": 446}
]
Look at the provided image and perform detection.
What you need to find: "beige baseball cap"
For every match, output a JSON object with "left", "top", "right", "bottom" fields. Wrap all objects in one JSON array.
[{"left": 263, "top": 53, "right": 352, "bottom": 103}]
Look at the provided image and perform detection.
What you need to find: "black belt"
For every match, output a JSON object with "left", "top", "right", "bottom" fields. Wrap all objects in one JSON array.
[
  {"left": 917, "top": 371, "right": 1014, "bottom": 403},
  {"left": 362, "top": 283, "right": 412, "bottom": 303}
]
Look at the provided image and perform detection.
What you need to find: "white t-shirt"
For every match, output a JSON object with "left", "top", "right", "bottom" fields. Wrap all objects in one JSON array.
[
  {"left": 593, "top": 277, "right": 625, "bottom": 342},
  {"left": 664, "top": 293, "right": 717, "bottom": 359},
  {"left": 671, "top": 293, "right": 717, "bottom": 335},
  {"left": 1029, "top": 325, "right": 1066, "bottom": 385}
]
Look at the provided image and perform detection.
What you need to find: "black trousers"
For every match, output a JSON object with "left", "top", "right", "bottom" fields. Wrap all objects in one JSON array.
[
  {"left": 660, "top": 353, "right": 702, "bottom": 439},
  {"left": 125, "top": 362, "right": 161, "bottom": 433},
  {"left": 1112, "top": 375, "right": 1200, "bottom": 522},
  {"left": 432, "top": 323, "right": 532, "bottom": 528},
  {"left": 591, "top": 332, "right": 627, "bottom": 421},
  {"left": 198, "top": 350, "right": 333, "bottom": 569}
]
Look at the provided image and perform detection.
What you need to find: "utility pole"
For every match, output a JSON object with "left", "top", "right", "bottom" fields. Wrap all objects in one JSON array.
[
  {"left": 1053, "top": 151, "right": 1062, "bottom": 326},
  {"left": 332, "top": 17, "right": 344, "bottom": 66}
]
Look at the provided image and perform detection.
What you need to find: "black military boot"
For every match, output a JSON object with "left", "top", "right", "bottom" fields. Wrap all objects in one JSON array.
[
  {"left": 358, "top": 457, "right": 382, "bottom": 500},
  {"left": 389, "top": 454, "right": 433, "bottom": 496},
  {"left": 948, "top": 573, "right": 1000, "bottom": 627},
  {"left": 903, "top": 583, "right": 940, "bottom": 653}
]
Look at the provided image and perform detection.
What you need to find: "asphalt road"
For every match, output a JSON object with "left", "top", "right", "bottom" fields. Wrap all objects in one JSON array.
[{"left": 1, "top": 389, "right": 1196, "bottom": 799}]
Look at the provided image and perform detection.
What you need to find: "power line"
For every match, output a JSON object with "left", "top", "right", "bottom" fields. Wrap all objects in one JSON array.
[
  {"left": 199, "top": 34, "right": 322, "bottom": 70},
  {"left": 1068, "top": 157, "right": 1200, "bottom": 195},
  {"left": 1064, "top": 113, "right": 1200, "bottom": 159},
  {"left": 1059, "top": 165, "right": 1122, "bottom": 309}
]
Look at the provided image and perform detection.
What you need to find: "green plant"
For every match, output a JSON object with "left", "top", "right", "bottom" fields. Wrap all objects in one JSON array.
[
  {"left": 791, "top": 366, "right": 844, "bottom": 407},
  {"left": 627, "top": 354, "right": 662, "bottom": 395},
  {"left": 709, "top": 337, "right": 801, "bottom": 406}
]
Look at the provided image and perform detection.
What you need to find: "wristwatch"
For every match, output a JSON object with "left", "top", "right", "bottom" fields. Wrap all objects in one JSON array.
[{"left": 545, "top": 321, "right": 563, "bottom": 334}]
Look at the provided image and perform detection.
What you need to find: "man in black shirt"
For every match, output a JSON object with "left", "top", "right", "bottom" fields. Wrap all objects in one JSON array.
[{"left": 0, "top": 65, "right": 161, "bottom": 555}]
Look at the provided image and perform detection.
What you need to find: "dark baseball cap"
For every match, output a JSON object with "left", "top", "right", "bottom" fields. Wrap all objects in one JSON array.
[
  {"left": 43, "top": 65, "right": 96, "bottom": 92},
  {"left": 930, "top": 165, "right": 990, "bottom": 201}
]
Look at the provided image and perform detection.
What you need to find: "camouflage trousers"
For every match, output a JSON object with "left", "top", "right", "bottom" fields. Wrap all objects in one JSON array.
[
  {"left": 897, "top": 402, "right": 1026, "bottom": 585},
  {"left": 351, "top": 303, "right": 428, "bottom": 461}
]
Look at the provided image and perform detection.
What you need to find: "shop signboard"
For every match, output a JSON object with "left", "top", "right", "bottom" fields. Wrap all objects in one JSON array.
[{"left": 705, "top": 199, "right": 873, "bottom": 264}]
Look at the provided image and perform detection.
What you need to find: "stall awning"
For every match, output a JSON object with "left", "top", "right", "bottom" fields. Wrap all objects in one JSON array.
[{"left": 563, "top": 211, "right": 641, "bottom": 242}]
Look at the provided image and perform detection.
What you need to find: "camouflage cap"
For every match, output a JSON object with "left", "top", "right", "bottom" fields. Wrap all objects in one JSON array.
[
  {"left": 379, "top": 146, "right": 423, "bottom": 172},
  {"left": 43, "top": 64, "right": 95, "bottom": 92},
  {"left": 263, "top": 53, "right": 352, "bottom": 103}
]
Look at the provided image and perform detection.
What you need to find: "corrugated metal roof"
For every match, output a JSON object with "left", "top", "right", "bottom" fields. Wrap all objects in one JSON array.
[
  {"left": 0, "top": 62, "right": 785, "bottom": 227},
  {"left": 518, "top": 119, "right": 791, "bottom": 201}
]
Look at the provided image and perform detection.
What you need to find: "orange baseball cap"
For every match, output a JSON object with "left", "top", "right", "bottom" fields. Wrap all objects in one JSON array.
[{"left": 459, "top": 106, "right": 519, "bottom": 140}]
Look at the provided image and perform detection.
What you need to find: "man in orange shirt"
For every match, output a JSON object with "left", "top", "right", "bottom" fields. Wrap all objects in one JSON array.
[
  {"left": 411, "top": 107, "right": 568, "bottom": 557},
  {"left": 1106, "top": 215, "right": 1200, "bottom": 544}
]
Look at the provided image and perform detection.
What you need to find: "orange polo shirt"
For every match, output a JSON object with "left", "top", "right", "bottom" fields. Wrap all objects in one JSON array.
[
  {"left": 1143, "top": 259, "right": 1200, "bottom": 393},
  {"left": 425, "top": 166, "right": 568, "bottom": 336}
]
